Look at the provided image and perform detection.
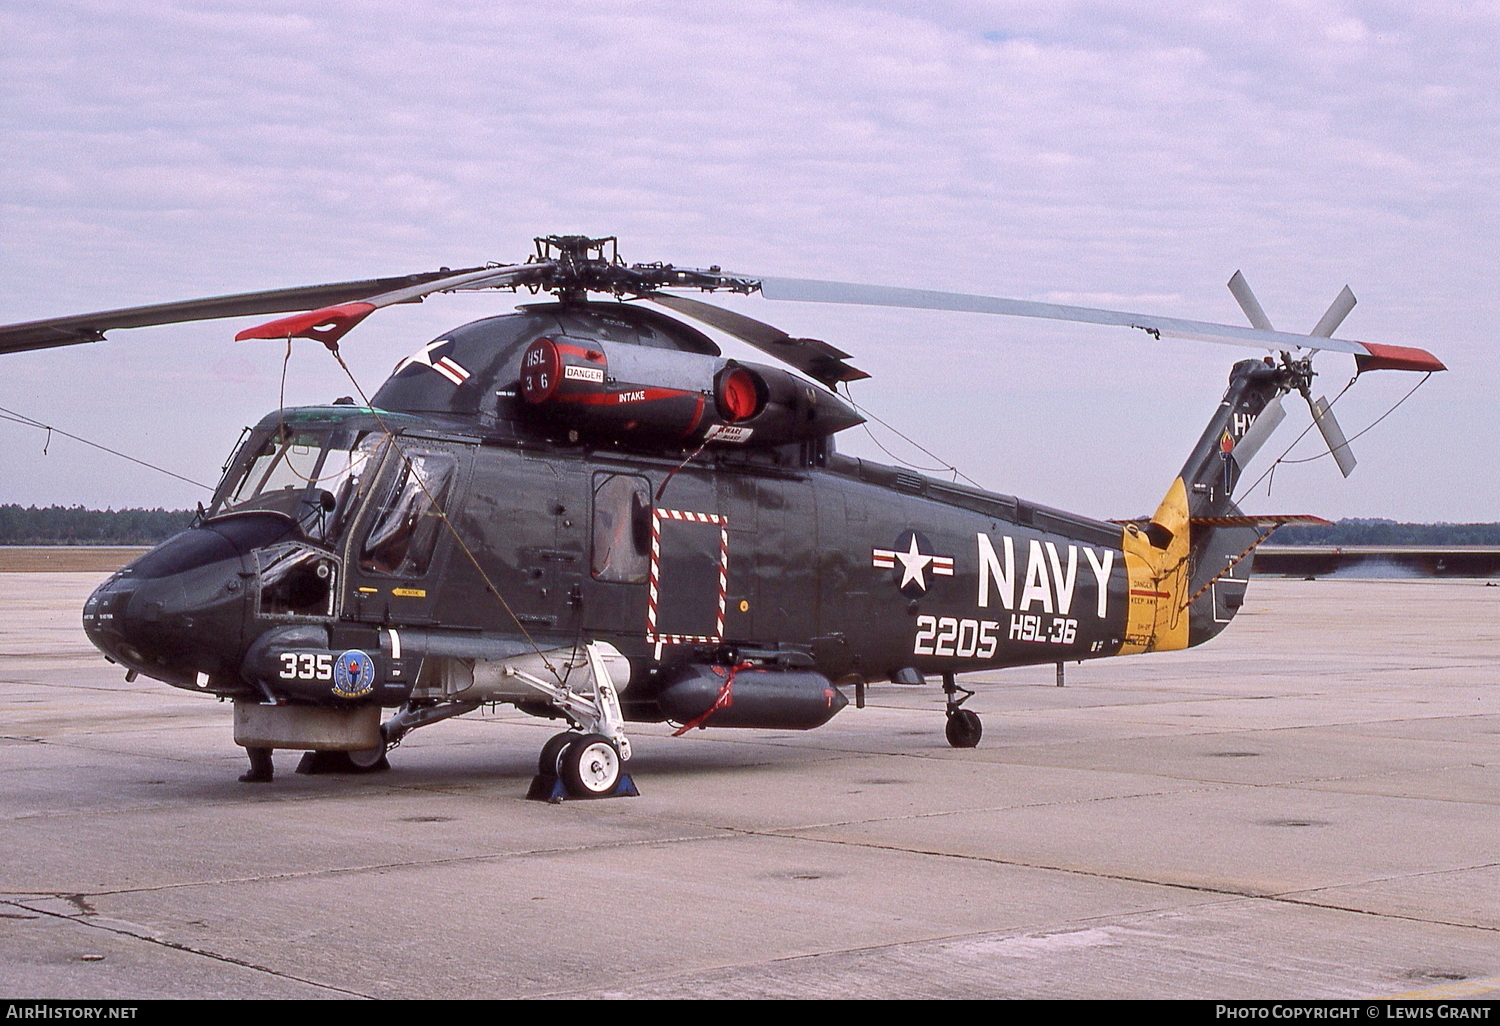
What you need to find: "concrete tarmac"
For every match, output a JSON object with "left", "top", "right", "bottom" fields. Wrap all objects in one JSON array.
[{"left": 1, "top": 573, "right": 1497, "bottom": 999}]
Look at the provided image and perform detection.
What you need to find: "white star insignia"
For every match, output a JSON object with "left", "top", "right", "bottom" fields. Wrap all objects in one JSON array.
[
  {"left": 894, "top": 533, "right": 934, "bottom": 591},
  {"left": 394, "top": 339, "right": 471, "bottom": 386},
  {"left": 872, "top": 534, "right": 956, "bottom": 595}
]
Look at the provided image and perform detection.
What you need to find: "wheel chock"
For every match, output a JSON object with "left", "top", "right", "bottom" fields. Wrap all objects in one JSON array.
[{"left": 526, "top": 772, "right": 640, "bottom": 802}]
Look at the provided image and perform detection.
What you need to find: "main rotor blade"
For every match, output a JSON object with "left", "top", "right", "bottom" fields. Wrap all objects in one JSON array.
[
  {"left": 751, "top": 275, "right": 1444, "bottom": 373},
  {"left": 644, "top": 293, "right": 869, "bottom": 386},
  {"left": 1309, "top": 395, "right": 1357, "bottom": 477},
  {"left": 0, "top": 268, "right": 491, "bottom": 356},
  {"left": 1310, "top": 286, "right": 1357, "bottom": 339},
  {"left": 1227, "top": 271, "right": 1275, "bottom": 331},
  {"left": 233, "top": 264, "right": 549, "bottom": 348}
]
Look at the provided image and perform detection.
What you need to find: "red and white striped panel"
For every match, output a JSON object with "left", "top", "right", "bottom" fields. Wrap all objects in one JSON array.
[
  {"left": 646, "top": 508, "right": 730, "bottom": 648},
  {"left": 655, "top": 509, "right": 726, "bottom": 525}
]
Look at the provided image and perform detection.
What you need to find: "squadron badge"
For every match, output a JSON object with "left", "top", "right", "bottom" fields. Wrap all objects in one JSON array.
[{"left": 332, "top": 650, "right": 376, "bottom": 698}]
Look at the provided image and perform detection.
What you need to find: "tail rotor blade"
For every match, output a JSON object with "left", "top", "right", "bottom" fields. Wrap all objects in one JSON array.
[
  {"left": 1310, "top": 286, "right": 1357, "bottom": 339},
  {"left": 1231, "top": 393, "right": 1286, "bottom": 473},
  {"left": 1309, "top": 395, "right": 1357, "bottom": 477},
  {"left": 1227, "top": 271, "right": 1275, "bottom": 331}
]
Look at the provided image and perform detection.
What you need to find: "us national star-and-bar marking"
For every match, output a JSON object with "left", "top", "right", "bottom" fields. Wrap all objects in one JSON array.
[{"left": 872, "top": 531, "right": 955, "bottom": 598}]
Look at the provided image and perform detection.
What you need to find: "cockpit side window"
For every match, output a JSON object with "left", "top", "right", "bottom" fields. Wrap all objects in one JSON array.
[
  {"left": 591, "top": 473, "right": 651, "bottom": 583},
  {"left": 321, "top": 434, "right": 389, "bottom": 544},
  {"left": 360, "top": 452, "right": 457, "bottom": 577}
]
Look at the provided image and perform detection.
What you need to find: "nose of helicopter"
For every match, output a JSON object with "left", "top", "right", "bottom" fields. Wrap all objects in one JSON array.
[{"left": 83, "top": 513, "right": 294, "bottom": 692}]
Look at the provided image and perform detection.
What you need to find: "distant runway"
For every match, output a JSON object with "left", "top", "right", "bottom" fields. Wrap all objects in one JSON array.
[{"left": 1, "top": 572, "right": 1497, "bottom": 999}]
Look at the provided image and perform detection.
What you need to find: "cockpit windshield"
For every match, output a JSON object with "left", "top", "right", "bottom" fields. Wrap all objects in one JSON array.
[{"left": 212, "top": 425, "right": 388, "bottom": 545}]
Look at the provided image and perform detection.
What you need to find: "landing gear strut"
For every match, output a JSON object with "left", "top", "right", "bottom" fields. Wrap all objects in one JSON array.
[
  {"left": 525, "top": 643, "right": 640, "bottom": 801},
  {"left": 943, "top": 671, "right": 982, "bottom": 748}
]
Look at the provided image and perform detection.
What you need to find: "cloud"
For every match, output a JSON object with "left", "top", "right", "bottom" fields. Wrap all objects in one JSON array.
[{"left": 1, "top": 0, "right": 1495, "bottom": 518}]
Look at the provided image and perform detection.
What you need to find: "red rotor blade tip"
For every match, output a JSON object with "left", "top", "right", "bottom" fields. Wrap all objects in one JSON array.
[
  {"left": 1354, "top": 342, "right": 1446, "bottom": 373},
  {"left": 234, "top": 302, "right": 377, "bottom": 347}
]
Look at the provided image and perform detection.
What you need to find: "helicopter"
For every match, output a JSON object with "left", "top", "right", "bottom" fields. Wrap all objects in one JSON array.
[{"left": 0, "top": 236, "right": 1444, "bottom": 799}]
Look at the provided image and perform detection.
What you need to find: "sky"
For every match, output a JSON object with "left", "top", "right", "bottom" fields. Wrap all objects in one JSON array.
[{"left": 2, "top": 0, "right": 1496, "bottom": 522}]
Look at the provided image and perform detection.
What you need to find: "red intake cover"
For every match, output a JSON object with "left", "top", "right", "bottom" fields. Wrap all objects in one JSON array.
[{"left": 521, "top": 337, "right": 609, "bottom": 404}]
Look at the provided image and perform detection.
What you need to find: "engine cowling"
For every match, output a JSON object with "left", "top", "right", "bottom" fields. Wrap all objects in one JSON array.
[{"left": 519, "top": 336, "right": 863, "bottom": 448}]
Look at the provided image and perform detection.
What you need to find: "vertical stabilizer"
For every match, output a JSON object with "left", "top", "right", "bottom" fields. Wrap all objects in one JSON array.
[
  {"left": 1176, "top": 358, "right": 1289, "bottom": 518},
  {"left": 1119, "top": 359, "right": 1292, "bottom": 654}
]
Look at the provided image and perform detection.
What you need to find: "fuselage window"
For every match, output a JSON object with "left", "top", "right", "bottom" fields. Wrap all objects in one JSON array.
[{"left": 592, "top": 473, "right": 651, "bottom": 583}]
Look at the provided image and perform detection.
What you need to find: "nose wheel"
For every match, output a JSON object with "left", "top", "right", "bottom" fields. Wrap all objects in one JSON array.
[
  {"left": 295, "top": 746, "right": 390, "bottom": 774},
  {"left": 942, "top": 671, "right": 982, "bottom": 748},
  {"left": 945, "top": 708, "right": 983, "bottom": 748}
]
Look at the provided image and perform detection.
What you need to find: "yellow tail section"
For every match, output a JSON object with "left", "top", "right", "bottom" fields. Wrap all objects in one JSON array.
[{"left": 1119, "top": 477, "right": 1192, "bottom": 655}]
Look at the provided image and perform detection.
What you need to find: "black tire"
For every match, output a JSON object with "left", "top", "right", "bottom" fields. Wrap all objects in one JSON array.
[
  {"left": 558, "top": 734, "right": 623, "bottom": 797},
  {"left": 945, "top": 709, "right": 982, "bottom": 749},
  {"left": 538, "top": 731, "right": 578, "bottom": 776}
]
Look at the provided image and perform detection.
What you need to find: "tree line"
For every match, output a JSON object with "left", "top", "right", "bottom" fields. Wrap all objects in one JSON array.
[
  {"left": 3, "top": 506, "right": 1498, "bottom": 547},
  {"left": 0, "top": 505, "right": 195, "bottom": 545},
  {"left": 1271, "top": 518, "right": 1500, "bottom": 546}
]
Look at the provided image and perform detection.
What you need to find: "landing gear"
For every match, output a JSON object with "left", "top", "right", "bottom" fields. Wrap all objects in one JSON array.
[
  {"left": 945, "top": 708, "right": 982, "bottom": 748},
  {"left": 942, "top": 672, "right": 982, "bottom": 749},
  {"left": 529, "top": 729, "right": 637, "bottom": 801},
  {"left": 239, "top": 746, "right": 274, "bottom": 782},
  {"left": 538, "top": 731, "right": 575, "bottom": 776},
  {"left": 525, "top": 643, "right": 639, "bottom": 801},
  {"left": 558, "top": 734, "right": 622, "bottom": 797},
  {"left": 296, "top": 746, "right": 391, "bottom": 774},
  {"left": 347, "top": 745, "right": 389, "bottom": 771}
]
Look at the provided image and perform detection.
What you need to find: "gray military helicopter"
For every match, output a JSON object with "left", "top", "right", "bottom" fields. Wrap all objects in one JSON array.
[{"left": 0, "top": 236, "right": 1443, "bottom": 798}]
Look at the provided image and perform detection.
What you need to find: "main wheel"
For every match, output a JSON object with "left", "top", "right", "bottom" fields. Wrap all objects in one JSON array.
[
  {"left": 945, "top": 709, "right": 982, "bottom": 749},
  {"left": 538, "top": 731, "right": 578, "bottom": 776},
  {"left": 558, "top": 734, "right": 623, "bottom": 797}
]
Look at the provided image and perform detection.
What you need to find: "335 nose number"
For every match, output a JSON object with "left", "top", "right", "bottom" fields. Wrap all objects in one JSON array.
[
  {"left": 913, "top": 614, "right": 1079, "bottom": 657},
  {"left": 279, "top": 652, "right": 333, "bottom": 681}
]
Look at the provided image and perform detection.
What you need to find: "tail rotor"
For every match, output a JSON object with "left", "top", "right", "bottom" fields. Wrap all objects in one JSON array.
[{"left": 1227, "top": 271, "right": 1359, "bottom": 478}]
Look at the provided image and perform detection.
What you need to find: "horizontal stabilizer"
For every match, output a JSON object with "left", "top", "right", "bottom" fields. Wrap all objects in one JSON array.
[
  {"left": 1188, "top": 515, "right": 1332, "bottom": 528},
  {"left": 1110, "top": 515, "right": 1331, "bottom": 528}
]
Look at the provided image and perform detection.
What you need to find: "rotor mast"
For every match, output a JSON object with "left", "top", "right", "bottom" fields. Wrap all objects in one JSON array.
[{"left": 530, "top": 234, "right": 757, "bottom": 304}]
